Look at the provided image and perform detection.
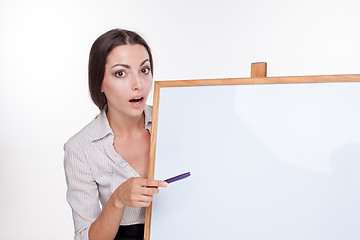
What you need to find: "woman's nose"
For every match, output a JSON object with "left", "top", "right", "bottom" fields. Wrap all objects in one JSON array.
[{"left": 131, "top": 74, "right": 143, "bottom": 91}]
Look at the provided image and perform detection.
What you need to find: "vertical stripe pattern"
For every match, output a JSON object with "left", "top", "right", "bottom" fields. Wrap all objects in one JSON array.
[{"left": 64, "top": 105, "right": 153, "bottom": 240}]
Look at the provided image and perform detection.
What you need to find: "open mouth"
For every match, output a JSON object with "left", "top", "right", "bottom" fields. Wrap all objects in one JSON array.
[{"left": 129, "top": 97, "right": 144, "bottom": 104}]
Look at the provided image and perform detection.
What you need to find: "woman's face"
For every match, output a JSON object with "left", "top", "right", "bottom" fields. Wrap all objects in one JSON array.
[{"left": 102, "top": 44, "right": 152, "bottom": 118}]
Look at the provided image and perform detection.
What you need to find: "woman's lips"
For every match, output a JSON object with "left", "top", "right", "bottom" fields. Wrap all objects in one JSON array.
[{"left": 129, "top": 97, "right": 144, "bottom": 107}]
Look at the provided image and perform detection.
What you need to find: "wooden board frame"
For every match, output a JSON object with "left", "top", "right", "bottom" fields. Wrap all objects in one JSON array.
[{"left": 144, "top": 64, "right": 360, "bottom": 239}]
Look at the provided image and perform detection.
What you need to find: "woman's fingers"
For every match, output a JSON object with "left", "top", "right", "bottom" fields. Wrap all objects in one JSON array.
[
  {"left": 115, "top": 177, "right": 167, "bottom": 208},
  {"left": 141, "top": 178, "right": 168, "bottom": 188},
  {"left": 128, "top": 177, "right": 168, "bottom": 188},
  {"left": 129, "top": 189, "right": 155, "bottom": 208}
]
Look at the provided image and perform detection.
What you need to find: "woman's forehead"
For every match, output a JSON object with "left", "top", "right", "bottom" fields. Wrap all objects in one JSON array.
[{"left": 106, "top": 44, "right": 149, "bottom": 66}]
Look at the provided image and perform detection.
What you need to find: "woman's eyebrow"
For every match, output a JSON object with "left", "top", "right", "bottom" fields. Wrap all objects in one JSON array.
[
  {"left": 111, "top": 63, "right": 130, "bottom": 69},
  {"left": 111, "top": 59, "right": 149, "bottom": 69},
  {"left": 140, "top": 59, "right": 150, "bottom": 67}
]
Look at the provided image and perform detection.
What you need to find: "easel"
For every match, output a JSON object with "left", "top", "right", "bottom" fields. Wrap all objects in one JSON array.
[
  {"left": 144, "top": 62, "right": 360, "bottom": 240},
  {"left": 251, "top": 62, "right": 267, "bottom": 78}
]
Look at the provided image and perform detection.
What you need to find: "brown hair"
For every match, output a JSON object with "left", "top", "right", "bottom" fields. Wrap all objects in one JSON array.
[{"left": 88, "top": 29, "right": 153, "bottom": 111}]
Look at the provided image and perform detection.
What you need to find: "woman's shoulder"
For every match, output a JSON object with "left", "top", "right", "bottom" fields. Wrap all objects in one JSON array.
[
  {"left": 144, "top": 104, "right": 153, "bottom": 121},
  {"left": 64, "top": 113, "right": 103, "bottom": 151}
]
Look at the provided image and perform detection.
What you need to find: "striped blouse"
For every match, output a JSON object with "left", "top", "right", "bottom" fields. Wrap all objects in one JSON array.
[{"left": 64, "top": 105, "right": 153, "bottom": 240}]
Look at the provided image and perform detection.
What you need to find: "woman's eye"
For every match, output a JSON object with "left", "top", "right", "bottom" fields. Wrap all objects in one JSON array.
[
  {"left": 141, "top": 67, "right": 150, "bottom": 74},
  {"left": 115, "top": 70, "right": 125, "bottom": 77}
]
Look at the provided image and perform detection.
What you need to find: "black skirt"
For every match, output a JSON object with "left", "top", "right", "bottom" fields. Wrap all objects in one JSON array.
[{"left": 114, "top": 224, "right": 144, "bottom": 240}]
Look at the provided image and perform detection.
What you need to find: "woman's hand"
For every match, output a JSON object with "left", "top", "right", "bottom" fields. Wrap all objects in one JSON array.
[{"left": 112, "top": 177, "right": 168, "bottom": 208}]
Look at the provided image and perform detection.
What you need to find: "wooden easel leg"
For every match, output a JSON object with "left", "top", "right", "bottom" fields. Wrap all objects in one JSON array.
[{"left": 251, "top": 62, "right": 267, "bottom": 78}]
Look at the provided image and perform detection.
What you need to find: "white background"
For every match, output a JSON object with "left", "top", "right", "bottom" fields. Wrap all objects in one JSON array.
[{"left": 0, "top": 0, "right": 359, "bottom": 239}]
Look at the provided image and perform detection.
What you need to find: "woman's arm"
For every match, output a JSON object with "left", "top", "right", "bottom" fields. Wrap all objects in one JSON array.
[
  {"left": 64, "top": 143, "right": 102, "bottom": 240},
  {"left": 89, "top": 178, "right": 167, "bottom": 240},
  {"left": 87, "top": 193, "right": 124, "bottom": 240}
]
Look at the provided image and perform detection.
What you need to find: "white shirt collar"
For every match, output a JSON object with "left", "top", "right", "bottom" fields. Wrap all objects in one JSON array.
[{"left": 90, "top": 104, "right": 153, "bottom": 142}]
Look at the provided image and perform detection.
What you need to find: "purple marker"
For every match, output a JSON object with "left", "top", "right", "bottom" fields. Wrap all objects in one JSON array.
[{"left": 164, "top": 172, "right": 191, "bottom": 184}]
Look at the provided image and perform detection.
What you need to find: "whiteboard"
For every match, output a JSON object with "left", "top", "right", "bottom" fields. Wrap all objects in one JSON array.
[{"left": 148, "top": 79, "right": 360, "bottom": 240}]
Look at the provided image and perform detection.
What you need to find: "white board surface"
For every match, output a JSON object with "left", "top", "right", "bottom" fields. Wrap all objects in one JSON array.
[{"left": 150, "top": 82, "right": 360, "bottom": 240}]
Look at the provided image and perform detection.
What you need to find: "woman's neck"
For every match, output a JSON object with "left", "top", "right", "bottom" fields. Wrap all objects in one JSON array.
[{"left": 106, "top": 108, "right": 145, "bottom": 137}]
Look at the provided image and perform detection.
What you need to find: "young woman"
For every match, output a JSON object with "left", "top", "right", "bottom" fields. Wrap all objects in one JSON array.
[{"left": 64, "top": 29, "right": 168, "bottom": 240}]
